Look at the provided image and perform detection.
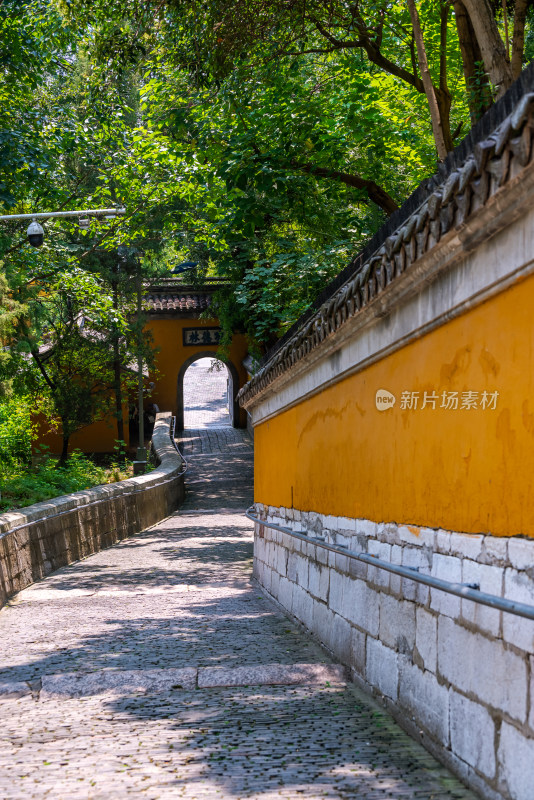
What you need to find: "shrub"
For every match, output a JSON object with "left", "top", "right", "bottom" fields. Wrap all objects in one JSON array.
[{"left": 0, "top": 449, "right": 133, "bottom": 512}]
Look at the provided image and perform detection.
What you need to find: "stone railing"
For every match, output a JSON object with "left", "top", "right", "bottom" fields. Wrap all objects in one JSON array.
[{"left": 0, "top": 412, "right": 185, "bottom": 608}]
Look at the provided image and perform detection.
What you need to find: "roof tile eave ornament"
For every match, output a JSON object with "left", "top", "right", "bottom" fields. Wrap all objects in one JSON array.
[
  {"left": 238, "top": 84, "right": 534, "bottom": 409},
  {"left": 145, "top": 291, "right": 214, "bottom": 314}
]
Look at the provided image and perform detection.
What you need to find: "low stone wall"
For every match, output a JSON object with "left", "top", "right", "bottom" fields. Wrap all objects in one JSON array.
[
  {"left": 0, "top": 412, "right": 184, "bottom": 608},
  {"left": 253, "top": 503, "right": 534, "bottom": 800}
]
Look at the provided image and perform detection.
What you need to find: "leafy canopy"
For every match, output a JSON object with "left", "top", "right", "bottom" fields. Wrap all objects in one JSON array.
[{"left": 2, "top": 0, "right": 534, "bottom": 360}]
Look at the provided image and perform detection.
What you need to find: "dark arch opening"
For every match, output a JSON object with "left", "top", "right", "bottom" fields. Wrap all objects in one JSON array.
[{"left": 176, "top": 351, "right": 241, "bottom": 431}]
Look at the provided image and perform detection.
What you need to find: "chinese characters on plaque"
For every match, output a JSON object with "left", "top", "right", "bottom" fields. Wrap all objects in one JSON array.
[
  {"left": 375, "top": 388, "right": 499, "bottom": 412},
  {"left": 183, "top": 327, "right": 222, "bottom": 346}
]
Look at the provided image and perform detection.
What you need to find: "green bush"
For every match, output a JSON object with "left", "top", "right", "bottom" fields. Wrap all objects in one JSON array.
[
  {"left": 0, "top": 396, "right": 33, "bottom": 465},
  {"left": 0, "top": 398, "right": 141, "bottom": 512},
  {"left": 0, "top": 449, "right": 133, "bottom": 513}
]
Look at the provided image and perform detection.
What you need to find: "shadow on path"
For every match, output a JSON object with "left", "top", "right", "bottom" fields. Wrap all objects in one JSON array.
[{"left": 0, "top": 428, "right": 476, "bottom": 800}]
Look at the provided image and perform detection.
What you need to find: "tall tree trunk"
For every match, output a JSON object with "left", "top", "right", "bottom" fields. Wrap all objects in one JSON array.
[
  {"left": 113, "top": 336, "right": 125, "bottom": 459},
  {"left": 433, "top": 1, "right": 454, "bottom": 151},
  {"left": 437, "top": 0, "right": 453, "bottom": 151},
  {"left": 58, "top": 432, "right": 70, "bottom": 467},
  {"left": 453, "top": 0, "right": 493, "bottom": 122},
  {"left": 512, "top": 0, "right": 529, "bottom": 80},
  {"left": 461, "top": 0, "right": 513, "bottom": 97},
  {"left": 435, "top": 87, "right": 453, "bottom": 150},
  {"left": 407, "top": 0, "right": 449, "bottom": 159},
  {"left": 111, "top": 277, "right": 125, "bottom": 464},
  {"left": 502, "top": 0, "right": 510, "bottom": 61}
]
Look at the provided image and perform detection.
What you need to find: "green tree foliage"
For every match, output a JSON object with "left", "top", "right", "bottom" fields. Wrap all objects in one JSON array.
[
  {"left": 0, "top": 1, "right": 170, "bottom": 458},
  {"left": 127, "top": 1, "right": 467, "bottom": 343},
  {"left": 13, "top": 266, "right": 139, "bottom": 464},
  {"left": 0, "top": 270, "right": 26, "bottom": 397},
  {"left": 2, "top": 0, "right": 534, "bottom": 372},
  {"left": 0, "top": 395, "right": 33, "bottom": 467},
  {"left": 77, "top": 0, "right": 533, "bottom": 345},
  {"left": 0, "top": 0, "right": 76, "bottom": 208}
]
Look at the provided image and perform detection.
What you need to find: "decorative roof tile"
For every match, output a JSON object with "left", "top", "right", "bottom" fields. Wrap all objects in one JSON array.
[
  {"left": 145, "top": 291, "right": 212, "bottom": 314},
  {"left": 145, "top": 282, "right": 227, "bottom": 315}
]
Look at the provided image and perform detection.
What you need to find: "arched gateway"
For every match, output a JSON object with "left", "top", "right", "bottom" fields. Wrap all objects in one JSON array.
[
  {"left": 145, "top": 280, "right": 248, "bottom": 433},
  {"left": 35, "top": 280, "right": 250, "bottom": 454},
  {"left": 175, "top": 350, "right": 241, "bottom": 431}
]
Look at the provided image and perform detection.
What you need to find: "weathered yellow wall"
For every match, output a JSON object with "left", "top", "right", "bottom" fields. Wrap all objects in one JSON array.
[
  {"left": 36, "top": 318, "right": 249, "bottom": 453},
  {"left": 254, "top": 273, "right": 534, "bottom": 537},
  {"left": 35, "top": 408, "right": 130, "bottom": 454}
]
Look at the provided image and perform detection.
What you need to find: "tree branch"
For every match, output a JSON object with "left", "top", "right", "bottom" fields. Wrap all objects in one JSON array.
[
  {"left": 512, "top": 0, "right": 529, "bottom": 80},
  {"left": 453, "top": 0, "right": 493, "bottom": 122},
  {"left": 349, "top": 10, "right": 425, "bottom": 92},
  {"left": 374, "top": 8, "right": 385, "bottom": 49},
  {"left": 308, "top": 16, "right": 364, "bottom": 50},
  {"left": 30, "top": 348, "right": 56, "bottom": 393},
  {"left": 291, "top": 160, "right": 399, "bottom": 215},
  {"left": 407, "top": 0, "right": 448, "bottom": 159},
  {"left": 440, "top": 0, "right": 450, "bottom": 95}
]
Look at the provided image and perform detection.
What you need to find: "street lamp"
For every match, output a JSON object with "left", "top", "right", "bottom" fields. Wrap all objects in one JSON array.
[{"left": 0, "top": 206, "right": 127, "bottom": 247}]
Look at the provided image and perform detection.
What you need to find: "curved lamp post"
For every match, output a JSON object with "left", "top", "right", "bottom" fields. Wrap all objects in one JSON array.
[{"left": 0, "top": 206, "right": 126, "bottom": 247}]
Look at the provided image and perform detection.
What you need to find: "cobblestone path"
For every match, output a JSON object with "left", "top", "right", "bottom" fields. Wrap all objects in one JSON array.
[
  {"left": 181, "top": 427, "right": 253, "bottom": 457},
  {"left": 183, "top": 358, "right": 231, "bottom": 429},
  {"left": 0, "top": 430, "right": 476, "bottom": 800}
]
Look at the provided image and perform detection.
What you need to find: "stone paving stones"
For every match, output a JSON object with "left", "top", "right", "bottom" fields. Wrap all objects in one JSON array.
[
  {"left": 196, "top": 663, "right": 346, "bottom": 689},
  {"left": 180, "top": 427, "right": 253, "bottom": 456},
  {"left": 41, "top": 668, "right": 199, "bottom": 698},
  {"left": 0, "top": 425, "right": 476, "bottom": 799},
  {"left": 180, "top": 449, "right": 254, "bottom": 510},
  {"left": 0, "top": 684, "right": 475, "bottom": 799},
  {"left": 0, "top": 680, "right": 30, "bottom": 698},
  {"left": 183, "top": 357, "right": 231, "bottom": 429}
]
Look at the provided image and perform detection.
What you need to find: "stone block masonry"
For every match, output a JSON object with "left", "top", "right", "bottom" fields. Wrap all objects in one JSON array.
[
  {"left": 253, "top": 504, "right": 534, "bottom": 800},
  {"left": 0, "top": 413, "right": 184, "bottom": 608}
]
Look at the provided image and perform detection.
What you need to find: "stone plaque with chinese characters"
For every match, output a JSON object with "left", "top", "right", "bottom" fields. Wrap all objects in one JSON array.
[{"left": 182, "top": 327, "right": 222, "bottom": 347}]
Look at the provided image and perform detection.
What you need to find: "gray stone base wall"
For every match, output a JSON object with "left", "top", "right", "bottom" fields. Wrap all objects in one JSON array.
[
  {"left": 0, "top": 413, "right": 184, "bottom": 608},
  {"left": 253, "top": 503, "right": 534, "bottom": 800}
]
